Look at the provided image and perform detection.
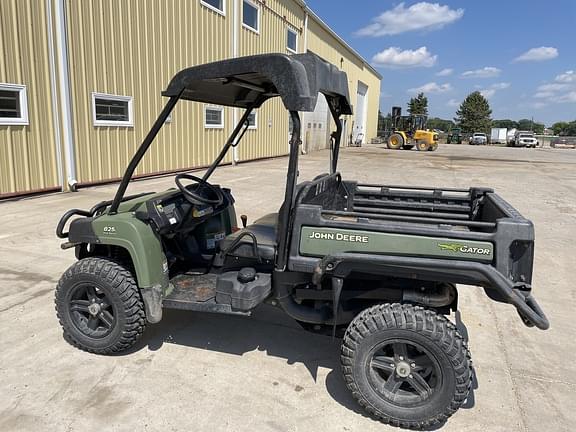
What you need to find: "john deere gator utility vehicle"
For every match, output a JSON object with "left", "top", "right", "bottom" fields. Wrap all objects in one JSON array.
[
  {"left": 55, "top": 53, "right": 548, "bottom": 429},
  {"left": 387, "top": 106, "right": 439, "bottom": 151}
]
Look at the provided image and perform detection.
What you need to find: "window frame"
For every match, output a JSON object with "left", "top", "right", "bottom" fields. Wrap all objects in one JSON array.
[
  {"left": 92, "top": 92, "right": 134, "bottom": 127},
  {"left": 286, "top": 27, "right": 298, "bottom": 53},
  {"left": 204, "top": 105, "right": 225, "bottom": 129},
  {"left": 200, "top": 0, "right": 226, "bottom": 16},
  {"left": 0, "top": 83, "right": 29, "bottom": 126},
  {"left": 246, "top": 111, "right": 257, "bottom": 130},
  {"left": 242, "top": 0, "right": 260, "bottom": 34}
]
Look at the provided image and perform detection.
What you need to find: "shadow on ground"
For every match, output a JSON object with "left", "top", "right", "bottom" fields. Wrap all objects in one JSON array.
[{"left": 126, "top": 304, "right": 477, "bottom": 429}]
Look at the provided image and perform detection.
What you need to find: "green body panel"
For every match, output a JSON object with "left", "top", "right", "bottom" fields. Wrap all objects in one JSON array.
[
  {"left": 300, "top": 227, "right": 493, "bottom": 262},
  {"left": 92, "top": 212, "right": 168, "bottom": 291}
]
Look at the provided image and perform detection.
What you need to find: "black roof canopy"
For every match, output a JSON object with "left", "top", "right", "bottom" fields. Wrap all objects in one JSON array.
[{"left": 162, "top": 52, "right": 353, "bottom": 115}]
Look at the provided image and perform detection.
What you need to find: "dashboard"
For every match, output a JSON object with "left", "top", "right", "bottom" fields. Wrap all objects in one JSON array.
[{"left": 135, "top": 187, "right": 232, "bottom": 235}]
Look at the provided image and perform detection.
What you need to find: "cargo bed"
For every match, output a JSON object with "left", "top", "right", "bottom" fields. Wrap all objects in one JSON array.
[{"left": 286, "top": 174, "right": 549, "bottom": 329}]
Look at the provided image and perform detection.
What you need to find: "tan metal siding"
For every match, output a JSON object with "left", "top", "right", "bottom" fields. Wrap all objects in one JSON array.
[
  {"left": 65, "top": 0, "right": 235, "bottom": 184},
  {"left": 239, "top": 0, "right": 304, "bottom": 56},
  {"left": 1, "top": 0, "right": 381, "bottom": 196},
  {"left": 307, "top": 18, "right": 381, "bottom": 141},
  {"left": 0, "top": 0, "right": 60, "bottom": 196},
  {"left": 237, "top": 0, "right": 305, "bottom": 161}
]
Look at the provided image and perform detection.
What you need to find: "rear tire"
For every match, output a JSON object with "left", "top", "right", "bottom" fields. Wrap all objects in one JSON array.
[
  {"left": 55, "top": 257, "right": 146, "bottom": 355},
  {"left": 387, "top": 133, "right": 404, "bottom": 150},
  {"left": 341, "top": 304, "right": 472, "bottom": 429},
  {"left": 416, "top": 141, "right": 429, "bottom": 151}
]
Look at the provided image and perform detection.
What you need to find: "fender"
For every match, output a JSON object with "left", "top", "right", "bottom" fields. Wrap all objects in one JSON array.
[{"left": 69, "top": 213, "right": 168, "bottom": 323}]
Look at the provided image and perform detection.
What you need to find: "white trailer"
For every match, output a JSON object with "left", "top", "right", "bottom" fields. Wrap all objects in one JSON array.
[
  {"left": 506, "top": 128, "right": 517, "bottom": 145},
  {"left": 491, "top": 128, "right": 507, "bottom": 144}
]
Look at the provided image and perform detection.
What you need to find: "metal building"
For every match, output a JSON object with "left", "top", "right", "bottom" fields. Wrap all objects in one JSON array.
[{"left": 0, "top": 0, "right": 381, "bottom": 198}]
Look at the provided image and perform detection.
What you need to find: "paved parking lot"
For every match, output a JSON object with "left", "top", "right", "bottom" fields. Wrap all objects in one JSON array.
[{"left": 1, "top": 144, "right": 575, "bottom": 432}]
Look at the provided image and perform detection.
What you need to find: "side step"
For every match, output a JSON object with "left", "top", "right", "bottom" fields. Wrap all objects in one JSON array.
[{"left": 163, "top": 270, "right": 271, "bottom": 315}]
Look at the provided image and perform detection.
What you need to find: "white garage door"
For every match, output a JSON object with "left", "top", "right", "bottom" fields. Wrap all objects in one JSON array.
[
  {"left": 354, "top": 81, "right": 368, "bottom": 144},
  {"left": 302, "top": 94, "right": 330, "bottom": 152}
]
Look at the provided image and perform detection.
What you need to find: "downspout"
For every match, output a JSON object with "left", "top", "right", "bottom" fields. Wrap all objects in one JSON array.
[
  {"left": 301, "top": 7, "right": 309, "bottom": 154},
  {"left": 54, "top": 0, "right": 77, "bottom": 191},
  {"left": 232, "top": 0, "right": 239, "bottom": 164},
  {"left": 46, "top": 0, "right": 64, "bottom": 191},
  {"left": 303, "top": 9, "right": 308, "bottom": 53}
]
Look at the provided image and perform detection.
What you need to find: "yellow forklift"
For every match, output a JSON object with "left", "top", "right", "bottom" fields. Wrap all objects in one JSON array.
[{"left": 387, "top": 106, "right": 439, "bottom": 151}]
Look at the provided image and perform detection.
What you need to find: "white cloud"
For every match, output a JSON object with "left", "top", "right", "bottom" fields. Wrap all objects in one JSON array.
[
  {"left": 372, "top": 47, "right": 437, "bottom": 68},
  {"left": 514, "top": 46, "right": 558, "bottom": 62},
  {"left": 531, "top": 73, "right": 576, "bottom": 105},
  {"left": 534, "top": 91, "right": 555, "bottom": 99},
  {"left": 479, "top": 82, "right": 511, "bottom": 99},
  {"left": 436, "top": 68, "right": 453, "bottom": 76},
  {"left": 355, "top": 2, "right": 464, "bottom": 37},
  {"left": 461, "top": 67, "right": 501, "bottom": 79},
  {"left": 537, "top": 83, "right": 570, "bottom": 92},
  {"left": 480, "top": 89, "right": 496, "bottom": 98},
  {"left": 491, "top": 82, "right": 511, "bottom": 90},
  {"left": 555, "top": 70, "right": 576, "bottom": 83},
  {"left": 527, "top": 101, "right": 548, "bottom": 109},
  {"left": 447, "top": 99, "right": 459, "bottom": 107},
  {"left": 557, "top": 92, "right": 576, "bottom": 103},
  {"left": 408, "top": 82, "right": 452, "bottom": 94}
]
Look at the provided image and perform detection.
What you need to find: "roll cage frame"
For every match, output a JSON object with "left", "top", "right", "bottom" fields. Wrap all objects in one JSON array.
[{"left": 107, "top": 52, "right": 353, "bottom": 271}]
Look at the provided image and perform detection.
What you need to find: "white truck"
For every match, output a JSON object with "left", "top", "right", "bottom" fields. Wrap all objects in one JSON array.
[
  {"left": 512, "top": 131, "right": 539, "bottom": 148},
  {"left": 491, "top": 128, "right": 507, "bottom": 144}
]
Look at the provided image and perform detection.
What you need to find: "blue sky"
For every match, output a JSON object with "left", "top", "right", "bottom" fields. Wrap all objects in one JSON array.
[{"left": 306, "top": 0, "right": 576, "bottom": 125}]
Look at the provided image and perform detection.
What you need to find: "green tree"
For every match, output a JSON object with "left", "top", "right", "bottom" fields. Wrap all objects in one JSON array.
[
  {"left": 455, "top": 91, "right": 492, "bottom": 134},
  {"left": 407, "top": 92, "right": 428, "bottom": 116},
  {"left": 492, "top": 119, "right": 518, "bottom": 129},
  {"left": 552, "top": 121, "right": 569, "bottom": 135},
  {"left": 533, "top": 122, "right": 545, "bottom": 134},
  {"left": 517, "top": 119, "right": 545, "bottom": 134},
  {"left": 427, "top": 117, "right": 454, "bottom": 132}
]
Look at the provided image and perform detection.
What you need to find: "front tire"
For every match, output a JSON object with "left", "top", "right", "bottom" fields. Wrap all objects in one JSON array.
[
  {"left": 55, "top": 257, "right": 146, "bottom": 354},
  {"left": 341, "top": 304, "right": 472, "bottom": 429},
  {"left": 387, "top": 133, "right": 404, "bottom": 150}
]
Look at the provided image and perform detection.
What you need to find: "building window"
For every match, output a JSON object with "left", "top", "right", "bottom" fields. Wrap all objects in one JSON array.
[
  {"left": 205, "top": 106, "right": 224, "bottom": 128},
  {"left": 92, "top": 93, "right": 133, "bottom": 127},
  {"left": 0, "top": 83, "right": 28, "bottom": 126},
  {"left": 242, "top": 0, "right": 259, "bottom": 33},
  {"left": 246, "top": 112, "right": 257, "bottom": 129},
  {"left": 200, "top": 0, "right": 225, "bottom": 15},
  {"left": 287, "top": 28, "right": 297, "bottom": 53}
]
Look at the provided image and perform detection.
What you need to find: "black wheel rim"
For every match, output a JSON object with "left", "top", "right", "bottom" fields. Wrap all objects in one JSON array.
[
  {"left": 68, "top": 283, "right": 116, "bottom": 338},
  {"left": 366, "top": 339, "right": 442, "bottom": 407}
]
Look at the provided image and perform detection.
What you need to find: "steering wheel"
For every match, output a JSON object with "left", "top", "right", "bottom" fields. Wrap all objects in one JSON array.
[{"left": 175, "top": 174, "right": 224, "bottom": 206}]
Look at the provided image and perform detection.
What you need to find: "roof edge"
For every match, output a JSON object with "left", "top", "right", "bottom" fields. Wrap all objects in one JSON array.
[{"left": 295, "top": 0, "right": 382, "bottom": 80}]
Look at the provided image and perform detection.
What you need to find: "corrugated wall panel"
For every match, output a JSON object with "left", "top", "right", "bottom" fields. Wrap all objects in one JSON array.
[
  {"left": 0, "top": 0, "right": 60, "bottom": 196},
  {"left": 237, "top": 0, "right": 305, "bottom": 161},
  {"left": 307, "top": 19, "right": 381, "bottom": 142},
  {"left": 66, "top": 0, "right": 234, "bottom": 185},
  {"left": 0, "top": 0, "right": 381, "bottom": 196}
]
